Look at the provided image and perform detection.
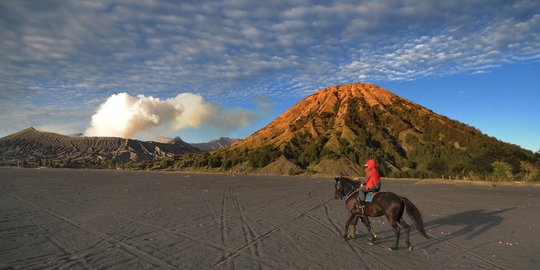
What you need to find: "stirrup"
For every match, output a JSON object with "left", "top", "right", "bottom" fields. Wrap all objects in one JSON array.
[
  {"left": 357, "top": 201, "right": 366, "bottom": 209},
  {"left": 357, "top": 204, "right": 365, "bottom": 215}
]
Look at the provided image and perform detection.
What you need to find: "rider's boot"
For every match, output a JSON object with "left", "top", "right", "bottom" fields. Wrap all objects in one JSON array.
[{"left": 357, "top": 200, "right": 366, "bottom": 209}]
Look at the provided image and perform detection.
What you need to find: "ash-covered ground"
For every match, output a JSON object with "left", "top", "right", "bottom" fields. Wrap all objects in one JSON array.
[{"left": 1, "top": 168, "right": 538, "bottom": 269}]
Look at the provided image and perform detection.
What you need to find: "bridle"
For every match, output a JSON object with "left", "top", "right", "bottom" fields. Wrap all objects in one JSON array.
[{"left": 337, "top": 178, "right": 360, "bottom": 201}]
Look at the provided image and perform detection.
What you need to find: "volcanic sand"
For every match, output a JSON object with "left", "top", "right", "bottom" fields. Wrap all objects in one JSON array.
[{"left": 1, "top": 168, "right": 538, "bottom": 269}]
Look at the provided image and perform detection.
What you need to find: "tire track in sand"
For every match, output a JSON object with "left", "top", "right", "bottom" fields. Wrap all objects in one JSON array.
[
  {"left": 201, "top": 187, "right": 284, "bottom": 269},
  {"left": 19, "top": 187, "right": 287, "bottom": 269},
  {"left": 22, "top": 209, "right": 96, "bottom": 270},
  {"left": 285, "top": 201, "right": 385, "bottom": 270},
  {"left": 426, "top": 233, "right": 510, "bottom": 270},
  {"left": 306, "top": 193, "right": 375, "bottom": 265},
  {"left": 219, "top": 186, "right": 234, "bottom": 270},
  {"left": 212, "top": 197, "right": 334, "bottom": 268},
  {"left": 1, "top": 188, "right": 176, "bottom": 269},
  {"left": 230, "top": 187, "right": 264, "bottom": 270}
]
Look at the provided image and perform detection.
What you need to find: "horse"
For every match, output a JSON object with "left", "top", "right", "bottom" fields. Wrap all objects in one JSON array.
[{"left": 334, "top": 176, "right": 430, "bottom": 251}]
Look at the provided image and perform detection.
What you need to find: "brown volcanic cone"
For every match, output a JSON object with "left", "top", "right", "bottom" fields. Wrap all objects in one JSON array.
[
  {"left": 236, "top": 83, "right": 424, "bottom": 148},
  {"left": 211, "top": 83, "right": 535, "bottom": 177}
]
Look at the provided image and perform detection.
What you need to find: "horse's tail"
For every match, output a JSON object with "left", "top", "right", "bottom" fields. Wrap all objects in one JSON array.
[{"left": 401, "top": 196, "right": 430, "bottom": 239}]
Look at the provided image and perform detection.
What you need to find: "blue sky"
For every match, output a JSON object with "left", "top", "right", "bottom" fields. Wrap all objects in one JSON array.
[{"left": 0, "top": 0, "right": 539, "bottom": 152}]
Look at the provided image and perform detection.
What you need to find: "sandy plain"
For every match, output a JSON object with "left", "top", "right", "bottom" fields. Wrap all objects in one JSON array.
[{"left": 1, "top": 167, "right": 538, "bottom": 269}]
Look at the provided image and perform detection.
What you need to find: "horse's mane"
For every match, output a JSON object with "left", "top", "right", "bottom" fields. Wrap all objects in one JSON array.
[{"left": 335, "top": 176, "right": 356, "bottom": 186}]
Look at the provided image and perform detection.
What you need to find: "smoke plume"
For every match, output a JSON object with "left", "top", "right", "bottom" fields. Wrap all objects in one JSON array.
[{"left": 84, "top": 92, "right": 254, "bottom": 138}]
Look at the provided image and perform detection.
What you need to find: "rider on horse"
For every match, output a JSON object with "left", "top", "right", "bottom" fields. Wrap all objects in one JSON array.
[{"left": 353, "top": 159, "right": 381, "bottom": 208}]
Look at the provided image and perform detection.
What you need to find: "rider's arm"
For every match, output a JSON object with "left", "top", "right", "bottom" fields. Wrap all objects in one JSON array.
[
  {"left": 372, "top": 181, "right": 381, "bottom": 191},
  {"left": 364, "top": 170, "right": 371, "bottom": 184}
]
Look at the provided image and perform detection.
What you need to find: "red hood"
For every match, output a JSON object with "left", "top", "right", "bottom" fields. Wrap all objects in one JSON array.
[{"left": 365, "top": 159, "right": 376, "bottom": 170}]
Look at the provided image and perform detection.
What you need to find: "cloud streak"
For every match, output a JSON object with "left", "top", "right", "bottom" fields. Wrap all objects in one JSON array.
[{"left": 0, "top": 0, "right": 539, "bottom": 138}]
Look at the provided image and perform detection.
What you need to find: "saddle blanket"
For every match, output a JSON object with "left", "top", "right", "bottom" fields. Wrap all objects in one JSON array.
[{"left": 365, "top": 192, "right": 379, "bottom": 202}]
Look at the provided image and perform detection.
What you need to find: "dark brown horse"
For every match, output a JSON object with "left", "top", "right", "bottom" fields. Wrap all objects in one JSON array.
[{"left": 334, "top": 176, "right": 430, "bottom": 251}]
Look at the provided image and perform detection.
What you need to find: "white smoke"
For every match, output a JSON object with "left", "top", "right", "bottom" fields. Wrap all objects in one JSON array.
[{"left": 84, "top": 92, "right": 254, "bottom": 138}]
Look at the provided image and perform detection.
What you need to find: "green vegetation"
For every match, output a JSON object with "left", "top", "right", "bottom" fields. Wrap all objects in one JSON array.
[{"left": 491, "top": 161, "right": 513, "bottom": 181}]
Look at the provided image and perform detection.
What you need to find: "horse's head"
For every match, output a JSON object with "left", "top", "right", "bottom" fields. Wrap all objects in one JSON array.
[
  {"left": 334, "top": 176, "right": 359, "bottom": 200},
  {"left": 334, "top": 176, "right": 347, "bottom": 200}
]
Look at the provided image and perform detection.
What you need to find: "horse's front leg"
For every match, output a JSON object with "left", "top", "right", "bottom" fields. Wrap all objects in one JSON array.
[
  {"left": 360, "top": 216, "right": 378, "bottom": 245},
  {"left": 342, "top": 212, "right": 355, "bottom": 240},
  {"left": 348, "top": 215, "right": 359, "bottom": 239}
]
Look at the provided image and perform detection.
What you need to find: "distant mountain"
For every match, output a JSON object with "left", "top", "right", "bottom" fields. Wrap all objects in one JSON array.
[
  {"left": 0, "top": 128, "right": 200, "bottom": 167},
  {"left": 176, "top": 83, "right": 538, "bottom": 177},
  {"left": 190, "top": 137, "right": 240, "bottom": 151},
  {"left": 152, "top": 136, "right": 240, "bottom": 151},
  {"left": 152, "top": 136, "right": 176, "bottom": 144}
]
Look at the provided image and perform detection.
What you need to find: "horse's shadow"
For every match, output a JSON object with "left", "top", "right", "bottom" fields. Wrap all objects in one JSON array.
[
  {"left": 422, "top": 208, "right": 514, "bottom": 242},
  {"left": 359, "top": 207, "right": 514, "bottom": 247}
]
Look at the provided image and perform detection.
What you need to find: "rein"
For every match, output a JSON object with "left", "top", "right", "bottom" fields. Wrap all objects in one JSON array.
[
  {"left": 340, "top": 180, "right": 360, "bottom": 201},
  {"left": 344, "top": 188, "right": 358, "bottom": 201}
]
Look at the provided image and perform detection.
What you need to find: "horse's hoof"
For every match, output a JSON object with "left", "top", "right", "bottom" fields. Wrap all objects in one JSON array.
[
  {"left": 368, "top": 241, "right": 374, "bottom": 246},
  {"left": 387, "top": 247, "right": 397, "bottom": 251},
  {"left": 408, "top": 245, "right": 414, "bottom": 252}
]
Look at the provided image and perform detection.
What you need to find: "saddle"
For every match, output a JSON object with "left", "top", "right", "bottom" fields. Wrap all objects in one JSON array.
[
  {"left": 365, "top": 191, "right": 380, "bottom": 202},
  {"left": 356, "top": 191, "right": 380, "bottom": 211}
]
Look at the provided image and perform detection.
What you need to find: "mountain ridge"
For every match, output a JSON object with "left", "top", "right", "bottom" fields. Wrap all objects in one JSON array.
[
  {"left": 190, "top": 137, "right": 241, "bottom": 151},
  {"left": 0, "top": 128, "right": 200, "bottom": 167},
  {"left": 153, "top": 136, "right": 240, "bottom": 151}
]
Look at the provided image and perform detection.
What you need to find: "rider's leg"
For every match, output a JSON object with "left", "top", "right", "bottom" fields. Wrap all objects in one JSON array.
[{"left": 357, "top": 191, "right": 367, "bottom": 207}]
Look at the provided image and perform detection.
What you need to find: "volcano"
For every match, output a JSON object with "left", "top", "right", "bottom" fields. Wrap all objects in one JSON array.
[
  {"left": 195, "top": 83, "right": 536, "bottom": 177},
  {"left": 0, "top": 128, "right": 200, "bottom": 167}
]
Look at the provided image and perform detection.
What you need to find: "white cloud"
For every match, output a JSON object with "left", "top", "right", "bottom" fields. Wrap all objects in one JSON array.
[
  {"left": 338, "top": 10, "right": 540, "bottom": 82},
  {"left": 85, "top": 93, "right": 254, "bottom": 139}
]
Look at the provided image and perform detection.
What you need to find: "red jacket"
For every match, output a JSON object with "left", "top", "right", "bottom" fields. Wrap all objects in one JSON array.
[{"left": 364, "top": 159, "right": 381, "bottom": 190}]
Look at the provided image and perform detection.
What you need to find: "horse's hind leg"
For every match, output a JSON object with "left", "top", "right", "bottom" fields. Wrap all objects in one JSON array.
[
  {"left": 360, "top": 216, "right": 378, "bottom": 245},
  {"left": 398, "top": 218, "right": 412, "bottom": 251},
  {"left": 388, "top": 218, "right": 401, "bottom": 250}
]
